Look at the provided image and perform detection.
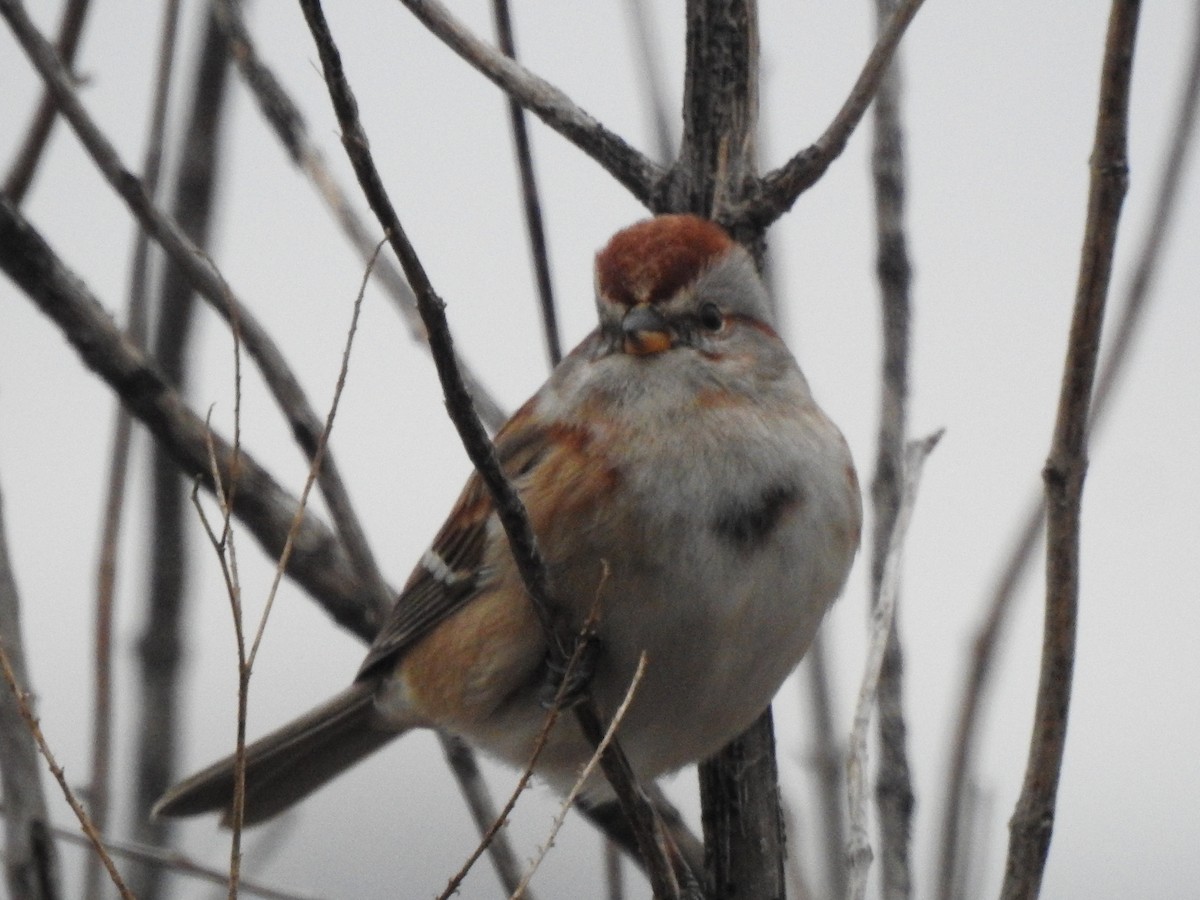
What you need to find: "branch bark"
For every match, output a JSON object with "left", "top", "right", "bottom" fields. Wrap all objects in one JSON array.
[
  {"left": 867, "top": 2, "right": 916, "bottom": 895},
  {"left": 846, "top": 433, "right": 941, "bottom": 900},
  {"left": 1000, "top": 3, "right": 1140, "bottom": 897},
  {"left": 396, "top": 0, "right": 665, "bottom": 203}
]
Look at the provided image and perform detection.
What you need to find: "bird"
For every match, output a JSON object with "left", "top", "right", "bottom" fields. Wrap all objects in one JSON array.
[{"left": 154, "top": 213, "right": 862, "bottom": 835}]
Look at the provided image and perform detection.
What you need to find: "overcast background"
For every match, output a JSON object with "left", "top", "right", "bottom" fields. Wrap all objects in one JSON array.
[{"left": 1, "top": 1, "right": 1198, "bottom": 898}]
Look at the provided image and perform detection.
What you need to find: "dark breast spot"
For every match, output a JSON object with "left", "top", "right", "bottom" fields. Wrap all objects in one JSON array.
[{"left": 712, "top": 483, "right": 804, "bottom": 551}]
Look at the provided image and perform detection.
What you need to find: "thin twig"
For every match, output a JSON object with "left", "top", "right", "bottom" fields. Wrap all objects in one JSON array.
[
  {"left": 846, "top": 431, "right": 941, "bottom": 900},
  {"left": 86, "top": 5, "right": 182, "bottom": 898},
  {"left": 296, "top": 0, "right": 562, "bottom": 677},
  {"left": 781, "top": 799, "right": 816, "bottom": 900},
  {"left": 733, "top": 0, "right": 927, "bottom": 229},
  {"left": 211, "top": 0, "right": 507, "bottom": 433},
  {"left": 868, "top": 2, "right": 916, "bottom": 896},
  {"left": 192, "top": 420, "right": 251, "bottom": 897},
  {"left": 436, "top": 606, "right": 602, "bottom": 900},
  {"left": 491, "top": 0, "right": 562, "bottom": 367},
  {"left": 512, "top": 654, "right": 649, "bottom": 899},
  {"left": 437, "top": 734, "right": 530, "bottom": 897},
  {"left": 0, "top": 487, "right": 62, "bottom": 900},
  {"left": 2, "top": 0, "right": 92, "bottom": 202},
  {"left": 249, "top": 240, "right": 381, "bottom": 671},
  {"left": 937, "top": 7, "right": 1200, "bottom": 891},
  {"left": 395, "top": 0, "right": 665, "bottom": 203},
  {"left": 0, "top": 644, "right": 132, "bottom": 900},
  {"left": 0, "top": 195, "right": 379, "bottom": 641},
  {"left": 210, "top": 10, "right": 525, "bottom": 883},
  {"left": 0, "top": 0, "right": 394, "bottom": 630},
  {"left": 1000, "top": 4, "right": 1140, "bottom": 897},
  {"left": 0, "top": 804, "right": 323, "bottom": 900}
]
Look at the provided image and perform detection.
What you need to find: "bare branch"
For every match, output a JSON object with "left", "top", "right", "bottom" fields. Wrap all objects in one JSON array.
[
  {"left": 732, "top": 0, "right": 927, "bottom": 229},
  {"left": 86, "top": 5, "right": 182, "bottom": 899},
  {"left": 512, "top": 655, "right": 649, "bottom": 898},
  {"left": 1000, "top": 3, "right": 1141, "bottom": 897},
  {"left": 0, "top": 195, "right": 379, "bottom": 641},
  {"left": 211, "top": 0, "right": 507, "bottom": 432},
  {"left": 846, "top": 431, "right": 941, "bottom": 900},
  {"left": 660, "top": 0, "right": 761, "bottom": 228},
  {"left": 2, "top": 0, "right": 92, "bottom": 202},
  {"left": 132, "top": 12, "right": 234, "bottom": 893},
  {"left": 395, "top": 0, "right": 665, "bottom": 203},
  {"left": 867, "top": 2, "right": 916, "bottom": 894},
  {"left": 437, "top": 735, "right": 530, "bottom": 897},
  {"left": 490, "top": 0, "right": 562, "bottom": 367},
  {"left": 0, "top": 641, "right": 131, "bottom": 899},
  {"left": 0, "top": 0, "right": 394, "bottom": 625},
  {"left": 605, "top": 839, "right": 627, "bottom": 900},
  {"left": 0, "top": 487, "right": 62, "bottom": 900},
  {"left": 0, "top": 805, "right": 323, "bottom": 900},
  {"left": 938, "top": 6, "right": 1199, "bottom": 892}
]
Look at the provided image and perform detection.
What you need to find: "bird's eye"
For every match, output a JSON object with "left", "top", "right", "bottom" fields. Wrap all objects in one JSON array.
[{"left": 698, "top": 302, "right": 724, "bottom": 332}]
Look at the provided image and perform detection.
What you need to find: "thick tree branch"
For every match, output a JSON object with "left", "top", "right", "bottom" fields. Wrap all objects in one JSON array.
[
  {"left": 659, "top": 5, "right": 790, "bottom": 898},
  {"left": 1000, "top": 3, "right": 1140, "bottom": 897},
  {"left": 657, "top": 0, "right": 760, "bottom": 232},
  {"left": 395, "top": 0, "right": 665, "bottom": 204}
]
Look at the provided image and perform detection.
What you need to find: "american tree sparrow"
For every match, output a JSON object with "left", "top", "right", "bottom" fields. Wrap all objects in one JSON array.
[{"left": 155, "top": 214, "right": 862, "bottom": 827}]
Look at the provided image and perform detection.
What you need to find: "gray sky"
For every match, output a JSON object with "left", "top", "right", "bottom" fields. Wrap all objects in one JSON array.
[{"left": 2, "top": 1, "right": 1198, "bottom": 898}]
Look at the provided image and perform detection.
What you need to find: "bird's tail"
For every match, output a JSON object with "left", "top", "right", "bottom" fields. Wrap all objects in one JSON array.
[{"left": 153, "top": 681, "right": 403, "bottom": 826}]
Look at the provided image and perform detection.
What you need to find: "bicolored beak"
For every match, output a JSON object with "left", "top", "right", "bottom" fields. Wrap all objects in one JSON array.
[{"left": 621, "top": 304, "right": 672, "bottom": 356}]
